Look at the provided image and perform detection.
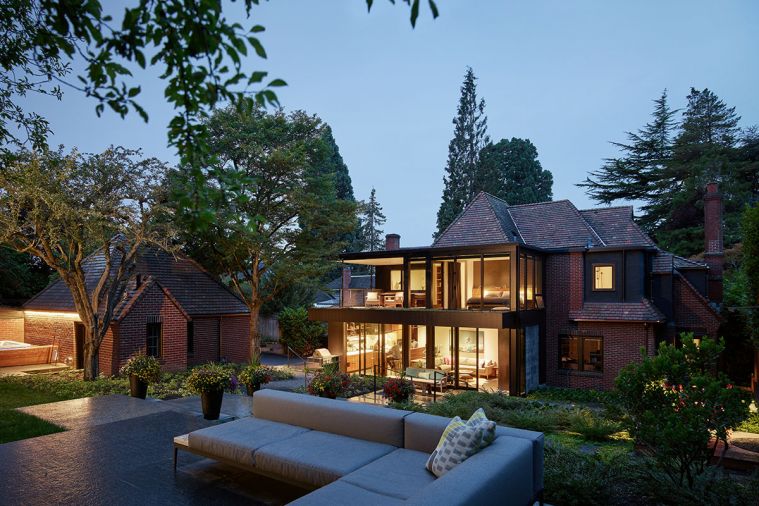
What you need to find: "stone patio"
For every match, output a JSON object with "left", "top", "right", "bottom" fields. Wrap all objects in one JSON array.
[{"left": 2, "top": 395, "right": 309, "bottom": 505}]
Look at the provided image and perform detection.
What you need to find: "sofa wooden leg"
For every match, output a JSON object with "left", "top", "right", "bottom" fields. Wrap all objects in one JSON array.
[{"left": 173, "top": 447, "right": 178, "bottom": 472}]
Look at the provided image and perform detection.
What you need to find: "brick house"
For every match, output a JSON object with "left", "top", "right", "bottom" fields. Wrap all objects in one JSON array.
[
  {"left": 22, "top": 248, "right": 250, "bottom": 376},
  {"left": 308, "top": 184, "right": 724, "bottom": 394}
]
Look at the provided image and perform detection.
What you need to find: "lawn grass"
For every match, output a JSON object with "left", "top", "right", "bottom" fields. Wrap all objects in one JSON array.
[{"left": 0, "top": 382, "right": 68, "bottom": 444}]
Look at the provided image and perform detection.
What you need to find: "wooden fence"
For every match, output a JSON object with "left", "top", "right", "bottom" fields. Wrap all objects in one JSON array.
[{"left": 258, "top": 316, "right": 280, "bottom": 341}]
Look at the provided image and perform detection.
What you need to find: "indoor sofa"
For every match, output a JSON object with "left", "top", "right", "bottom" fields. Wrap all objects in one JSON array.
[{"left": 174, "top": 389, "right": 544, "bottom": 505}]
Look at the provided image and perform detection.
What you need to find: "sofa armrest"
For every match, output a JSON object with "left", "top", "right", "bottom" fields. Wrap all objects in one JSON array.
[{"left": 405, "top": 435, "right": 534, "bottom": 506}]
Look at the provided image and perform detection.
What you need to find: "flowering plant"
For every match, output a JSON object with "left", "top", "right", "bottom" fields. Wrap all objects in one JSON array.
[
  {"left": 383, "top": 376, "right": 414, "bottom": 402},
  {"left": 185, "top": 363, "right": 232, "bottom": 393},
  {"left": 308, "top": 363, "right": 349, "bottom": 399},
  {"left": 238, "top": 364, "right": 274, "bottom": 387},
  {"left": 120, "top": 355, "right": 161, "bottom": 383}
]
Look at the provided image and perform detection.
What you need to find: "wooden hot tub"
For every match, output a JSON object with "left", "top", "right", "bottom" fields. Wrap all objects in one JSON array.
[{"left": 0, "top": 341, "right": 57, "bottom": 367}]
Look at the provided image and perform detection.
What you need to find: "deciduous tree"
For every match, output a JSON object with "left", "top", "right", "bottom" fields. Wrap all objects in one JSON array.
[
  {"left": 0, "top": 147, "right": 172, "bottom": 379},
  {"left": 173, "top": 106, "right": 355, "bottom": 363}
]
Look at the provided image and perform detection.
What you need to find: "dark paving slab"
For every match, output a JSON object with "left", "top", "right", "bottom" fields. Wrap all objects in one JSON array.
[
  {"left": 161, "top": 394, "right": 253, "bottom": 420},
  {"left": 0, "top": 410, "right": 306, "bottom": 505}
]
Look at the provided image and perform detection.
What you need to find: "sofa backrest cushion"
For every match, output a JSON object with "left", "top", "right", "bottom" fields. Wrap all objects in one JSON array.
[
  {"left": 405, "top": 411, "right": 544, "bottom": 497},
  {"left": 253, "top": 389, "right": 411, "bottom": 447}
]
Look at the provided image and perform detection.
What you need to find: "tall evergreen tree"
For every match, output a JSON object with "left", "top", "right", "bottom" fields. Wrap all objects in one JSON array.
[
  {"left": 476, "top": 138, "right": 553, "bottom": 204},
  {"left": 435, "top": 67, "right": 489, "bottom": 238},
  {"left": 359, "top": 188, "right": 387, "bottom": 252},
  {"left": 580, "top": 88, "right": 754, "bottom": 257},
  {"left": 320, "top": 126, "right": 355, "bottom": 202}
]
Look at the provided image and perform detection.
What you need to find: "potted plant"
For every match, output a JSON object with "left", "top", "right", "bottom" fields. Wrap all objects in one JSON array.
[
  {"left": 383, "top": 376, "right": 414, "bottom": 403},
  {"left": 238, "top": 364, "right": 274, "bottom": 395},
  {"left": 307, "top": 363, "right": 349, "bottom": 399},
  {"left": 185, "top": 363, "right": 232, "bottom": 420},
  {"left": 120, "top": 355, "right": 161, "bottom": 399}
]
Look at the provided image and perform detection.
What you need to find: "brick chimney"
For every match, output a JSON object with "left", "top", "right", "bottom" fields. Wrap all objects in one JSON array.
[
  {"left": 341, "top": 266, "right": 351, "bottom": 290},
  {"left": 385, "top": 233, "right": 400, "bottom": 251},
  {"left": 703, "top": 182, "right": 724, "bottom": 302}
]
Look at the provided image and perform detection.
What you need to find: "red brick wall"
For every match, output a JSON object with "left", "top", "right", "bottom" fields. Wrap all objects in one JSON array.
[
  {"left": 0, "top": 310, "right": 24, "bottom": 342},
  {"left": 544, "top": 252, "right": 657, "bottom": 390},
  {"left": 673, "top": 275, "right": 721, "bottom": 337},
  {"left": 189, "top": 316, "right": 220, "bottom": 366},
  {"left": 24, "top": 313, "right": 76, "bottom": 363},
  {"left": 117, "top": 283, "right": 188, "bottom": 373},
  {"left": 221, "top": 315, "right": 250, "bottom": 363}
]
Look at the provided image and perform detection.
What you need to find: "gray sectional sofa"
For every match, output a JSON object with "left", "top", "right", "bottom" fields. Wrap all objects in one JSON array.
[{"left": 175, "top": 389, "right": 544, "bottom": 505}]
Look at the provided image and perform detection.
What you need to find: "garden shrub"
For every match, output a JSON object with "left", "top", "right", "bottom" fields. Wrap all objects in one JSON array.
[
  {"left": 528, "top": 385, "right": 619, "bottom": 407},
  {"left": 278, "top": 306, "right": 326, "bottom": 357},
  {"left": 737, "top": 412, "right": 759, "bottom": 434},
  {"left": 567, "top": 409, "right": 623, "bottom": 441},
  {"left": 616, "top": 333, "right": 751, "bottom": 487}
]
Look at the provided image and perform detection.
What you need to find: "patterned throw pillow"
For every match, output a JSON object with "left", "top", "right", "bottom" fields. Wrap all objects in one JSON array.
[
  {"left": 426, "top": 409, "right": 496, "bottom": 474},
  {"left": 428, "top": 420, "right": 497, "bottom": 477}
]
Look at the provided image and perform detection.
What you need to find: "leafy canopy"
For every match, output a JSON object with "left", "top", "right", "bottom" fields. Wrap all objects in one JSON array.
[{"left": 0, "top": 0, "right": 437, "bottom": 164}]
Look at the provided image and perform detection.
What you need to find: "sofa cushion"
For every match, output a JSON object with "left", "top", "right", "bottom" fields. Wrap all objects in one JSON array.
[
  {"left": 186, "top": 417, "right": 309, "bottom": 467},
  {"left": 404, "top": 412, "right": 451, "bottom": 453},
  {"left": 342, "top": 448, "right": 435, "bottom": 500},
  {"left": 254, "top": 430, "right": 396, "bottom": 488},
  {"left": 288, "top": 480, "right": 405, "bottom": 506},
  {"left": 406, "top": 435, "right": 534, "bottom": 506},
  {"left": 253, "top": 389, "right": 410, "bottom": 447}
]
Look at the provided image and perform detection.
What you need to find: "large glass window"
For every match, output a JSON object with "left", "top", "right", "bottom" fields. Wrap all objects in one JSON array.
[
  {"left": 434, "top": 326, "right": 453, "bottom": 372},
  {"left": 409, "top": 325, "right": 426, "bottom": 368},
  {"left": 409, "top": 261, "right": 426, "bottom": 307},
  {"left": 560, "top": 334, "right": 603, "bottom": 372},
  {"left": 384, "top": 324, "right": 403, "bottom": 375}
]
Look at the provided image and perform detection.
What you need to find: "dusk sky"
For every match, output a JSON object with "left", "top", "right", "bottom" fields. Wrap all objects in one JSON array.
[{"left": 25, "top": 1, "right": 759, "bottom": 247}]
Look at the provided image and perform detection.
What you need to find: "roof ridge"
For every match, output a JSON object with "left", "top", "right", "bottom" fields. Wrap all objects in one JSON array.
[
  {"left": 568, "top": 200, "right": 606, "bottom": 247},
  {"left": 505, "top": 198, "right": 569, "bottom": 209},
  {"left": 578, "top": 205, "right": 634, "bottom": 212}
]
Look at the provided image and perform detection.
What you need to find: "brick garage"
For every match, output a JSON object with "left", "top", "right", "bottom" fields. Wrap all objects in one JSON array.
[{"left": 21, "top": 247, "right": 250, "bottom": 375}]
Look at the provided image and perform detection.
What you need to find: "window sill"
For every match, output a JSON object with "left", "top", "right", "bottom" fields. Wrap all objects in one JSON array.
[{"left": 558, "top": 369, "right": 603, "bottom": 378}]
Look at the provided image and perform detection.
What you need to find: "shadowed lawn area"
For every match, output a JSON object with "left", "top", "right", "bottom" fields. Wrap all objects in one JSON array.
[{"left": 0, "top": 382, "right": 67, "bottom": 444}]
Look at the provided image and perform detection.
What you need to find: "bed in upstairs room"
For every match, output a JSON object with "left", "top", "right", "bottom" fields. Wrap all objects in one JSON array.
[
  {"left": 0, "top": 340, "right": 57, "bottom": 367},
  {"left": 466, "top": 287, "right": 510, "bottom": 310}
]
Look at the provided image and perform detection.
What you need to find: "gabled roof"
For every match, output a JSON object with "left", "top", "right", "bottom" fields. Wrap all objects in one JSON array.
[
  {"left": 569, "top": 299, "right": 665, "bottom": 322},
  {"left": 433, "top": 192, "right": 656, "bottom": 251},
  {"left": 113, "top": 276, "right": 190, "bottom": 321},
  {"left": 652, "top": 250, "right": 708, "bottom": 273},
  {"left": 24, "top": 247, "right": 249, "bottom": 316}
]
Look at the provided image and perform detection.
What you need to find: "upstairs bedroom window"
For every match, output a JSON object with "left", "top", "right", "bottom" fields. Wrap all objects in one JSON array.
[{"left": 592, "top": 264, "right": 615, "bottom": 291}]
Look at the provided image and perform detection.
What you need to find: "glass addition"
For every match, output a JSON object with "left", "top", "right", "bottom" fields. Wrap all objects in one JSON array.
[
  {"left": 384, "top": 324, "right": 403, "bottom": 375},
  {"left": 410, "top": 325, "right": 426, "bottom": 368}
]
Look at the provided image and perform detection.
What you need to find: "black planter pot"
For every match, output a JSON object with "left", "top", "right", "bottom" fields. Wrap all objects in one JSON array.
[
  {"left": 246, "top": 382, "right": 261, "bottom": 396},
  {"left": 129, "top": 374, "right": 148, "bottom": 399},
  {"left": 201, "top": 389, "right": 224, "bottom": 420}
]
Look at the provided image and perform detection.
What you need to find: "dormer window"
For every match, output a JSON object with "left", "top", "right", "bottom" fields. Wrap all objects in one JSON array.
[{"left": 592, "top": 264, "right": 614, "bottom": 291}]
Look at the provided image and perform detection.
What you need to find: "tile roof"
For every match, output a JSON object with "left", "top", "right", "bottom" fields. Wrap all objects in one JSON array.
[
  {"left": 24, "top": 247, "right": 249, "bottom": 316},
  {"left": 652, "top": 250, "right": 708, "bottom": 273},
  {"left": 113, "top": 276, "right": 190, "bottom": 321},
  {"left": 434, "top": 192, "right": 658, "bottom": 251},
  {"left": 569, "top": 299, "right": 665, "bottom": 322}
]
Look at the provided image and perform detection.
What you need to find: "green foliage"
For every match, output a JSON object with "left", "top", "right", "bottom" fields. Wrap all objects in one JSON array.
[
  {"left": 742, "top": 203, "right": 759, "bottom": 306},
  {"left": 278, "top": 306, "right": 326, "bottom": 357},
  {"left": 307, "top": 362, "right": 349, "bottom": 398},
  {"left": 615, "top": 333, "right": 752, "bottom": 487},
  {"left": 173, "top": 106, "right": 356, "bottom": 361},
  {"left": 119, "top": 355, "right": 162, "bottom": 384},
  {"left": 0, "top": 247, "right": 51, "bottom": 301},
  {"left": 527, "top": 385, "right": 619, "bottom": 406},
  {"left": 357, "top": 188, "right": 387, "bottom": 252},
  {"left": 238, "top": 364, "right": 274, "bottom": 387},
  {"left": 476, "top": 138, "right": 553, "bottom": 205},
  {"left": 344, "top": 374, "right": 388, "bottom": 398},
  {"left": 0, "top": 147, "right": 173, "bottom": 380},
  {"left": 567, "top": 410, "right": 623, "bottom": 441},
  {"left": 737, "top": 412, "right": 759, "bottom": 434},
  {"left": 435, "top": 66, "right": 490, "bottom": 238},
  {"left": 581, "top": 88, "right": 757, "bottom": 256},
  {"left": 185, "top": 363, "right": 232, "bottom": 393},
  {"left": 0, "top": 0, "right": 436, "bottom": 172}
]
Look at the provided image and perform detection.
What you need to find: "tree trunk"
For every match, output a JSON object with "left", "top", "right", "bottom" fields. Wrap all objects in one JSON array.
[
  {"left": 83, "top": 332, "right": 99, "bottom": 381},
  {"left": 249, "top": 306, "right": 261, "bottom": 364}
]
